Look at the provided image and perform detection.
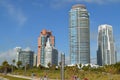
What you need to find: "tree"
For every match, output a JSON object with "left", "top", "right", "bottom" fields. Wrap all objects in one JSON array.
[
  {"left": 59, "top": 62, "right": 62, "bottom": 67},
  {"left": 47, "top": 62, "right": 51, "bottom": 68},
  {"left": 17, "top": 61, "right": 22, "bottom": 68},
  {"left": 12, "top": 59, "right": 15, "bottom": 66},
  {"left": 39, "top": 64, "right": 45, "bottom": 70},
  {"left": 51, "top": 64, "right": 56, "bottom": 70},
  {"left": 2, "top": 60, "right": 9, "bottom": 74},
  {"left": 12, "top": 59, "right": 15, "bottom": 72},
  {"left": 79, "top": 64, "right": 82, "bottom": 69},
  {"left": 26, "top": 64, "right": 30, "bottom": 69}
]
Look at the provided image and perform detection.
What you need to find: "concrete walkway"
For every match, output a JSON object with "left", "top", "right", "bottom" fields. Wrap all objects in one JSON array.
[
  {"left": 0, "top": 77, "right": 9, "bottom": 80},
  {"left": 7, "top": 74, "right": 34, "bottom": 80},
  {"left": 7, "top": 74, "right": 58, "bottom": 80}
]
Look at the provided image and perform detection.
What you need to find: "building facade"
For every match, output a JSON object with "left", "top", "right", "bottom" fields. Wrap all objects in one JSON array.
[
  {"left": 69, "top": 4, "right": 90, "bottom": 64},
  {"left": 15, "top": 48, "right": 34, "bottom": 68},
  {"left": 44, "top": 38, "right": 58, "bottom": 67},
  {"left": 52, "top": 48, "right": 58, "bottom": 66},
  {"left": 33, "top": 53, "right": 37, "bottom": 67},
  {"left": 15, "top": 47, "right": 22, "bottom": 66},
  {"left": 97, "top": 24, "right": 117, "bottom": 66},
  {"left": 37, "top": 29, "right": 58, "bottom": 67}
]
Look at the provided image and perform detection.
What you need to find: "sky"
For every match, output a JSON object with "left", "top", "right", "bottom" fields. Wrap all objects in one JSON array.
[{"left": 0, "top": 0, "right": 120, "bottom": 64}]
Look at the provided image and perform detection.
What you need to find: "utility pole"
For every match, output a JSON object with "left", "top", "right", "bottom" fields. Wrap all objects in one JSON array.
[{"left": 61, "top": 53, "right": 65, "bottom": 80}]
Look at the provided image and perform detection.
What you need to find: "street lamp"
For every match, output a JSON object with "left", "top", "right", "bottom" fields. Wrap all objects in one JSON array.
[{"left": 61, "top": 53, "right": 65, "bottom": 80}]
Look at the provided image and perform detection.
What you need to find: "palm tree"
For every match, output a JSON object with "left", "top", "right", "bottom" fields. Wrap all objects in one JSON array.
[
  {"left": 17, "top": 61, "right": 22, "bottom": 69},
  {"left": 79, "top": 64, "right": 82, "bottom": 69},
  {"left": 2, "top": 60, "right": 9, "bottom": 74},
  {"left": 12, "top": 59, "right": 15, "bottom": 66},
  {"left": 47, "top": 62, "right": 51, "bottom": 68}
]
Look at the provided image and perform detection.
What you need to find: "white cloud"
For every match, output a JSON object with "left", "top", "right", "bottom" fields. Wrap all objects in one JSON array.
[
  {"left": 23, "top": 47, "right": 31, "bottom": 51},
  {"left": 0, "top": 0, "right": 27, "bottom": 26},
  {"left": 0, "top": 48, "right": 16, "bottom": 65},
  {"left": 0, "top": 47, "right": 31, "bottom": 65}
]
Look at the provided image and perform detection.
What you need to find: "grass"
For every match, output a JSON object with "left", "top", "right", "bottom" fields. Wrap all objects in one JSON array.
[
  {"left": 76, "top": 71, "right": 120, "bottom": 80},
  {"left": 12, "top": 68, "right": 120, "bottom": 80},
  {"left": 0, "top": 74, "right": 30, "bottom": 80}
]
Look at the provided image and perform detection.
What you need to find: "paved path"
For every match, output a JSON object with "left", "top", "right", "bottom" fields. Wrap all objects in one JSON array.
[
  {"left": 0, "top": 77, "right": 9, "bottom": 80},
  {"left": 7, "top": 74, "right": 59, "bottom": 80},
  {"left": 7, "top": 74, "right": 34, "bottom": 80}
]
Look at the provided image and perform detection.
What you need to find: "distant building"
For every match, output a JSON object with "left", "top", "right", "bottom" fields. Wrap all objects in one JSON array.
[
  {"left": 37, "top": 29, "right": 58, "bottom": 67},
  {"left": 69, "top": 4, "right": 90, "bottom": 65},
  {"left": 15, "top": 47, "right": 22, "bottom": 66},
  {"left": 15, "top": 47, "right": 34, "bottom": 68},
  {"left": 33, "top": 53, "right": 37, "bottom": 67},
  {"left": 52, "top": 48, "right": 58, "bottom": 66},
  {"left": 97, "top": 24, "right": 117, "bottom": 66}
]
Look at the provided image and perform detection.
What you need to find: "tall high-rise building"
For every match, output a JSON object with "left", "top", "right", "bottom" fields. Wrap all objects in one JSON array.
[
  {"left": 69, "top": 4, "right": 90, "bottom": 64},
  {"left": 37, "top": 29, "right": 58, "bottom": 67},
  {"left": 97, "top": 24, "right": 117, "bottom": 66}
]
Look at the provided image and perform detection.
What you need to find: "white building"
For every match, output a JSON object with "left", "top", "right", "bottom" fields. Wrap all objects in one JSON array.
[
  {"left": 15, "top": 47, "right": 22, "bottom": 66},
  {"left": 97, "top": 24, "right": 117, "bottom": 66},
  {"left": 44, "top": 38, "right": 58, "bottom": 67}
]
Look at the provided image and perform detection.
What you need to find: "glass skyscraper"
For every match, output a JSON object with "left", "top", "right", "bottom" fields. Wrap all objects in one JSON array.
[
  {"left": 97, "top": 24, "right": 117, "bottom": 66},
  {"left": 69, "top": 4, "right": 90, "bottom": 64}
]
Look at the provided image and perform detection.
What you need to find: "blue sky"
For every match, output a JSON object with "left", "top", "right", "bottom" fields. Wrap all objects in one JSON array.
[{"left": 0, "top": 0, "right": 120, "bottom": 64}]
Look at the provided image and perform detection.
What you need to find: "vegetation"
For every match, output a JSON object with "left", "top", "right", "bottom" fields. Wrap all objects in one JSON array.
[
  {"left": 0, "top": 60, "right": 11, "bottom": 73},
  {"left": 1, "top": 60, "right": 120, "bottom": 80},
  {"left": 17, "top": 61, "right": 22, "bottom": 68},
  {"left": 12, "top": 59, "right": 16, "bottom": 72},
  {"left": 12, "top": 59, "right": 15, "bottom": 66}
]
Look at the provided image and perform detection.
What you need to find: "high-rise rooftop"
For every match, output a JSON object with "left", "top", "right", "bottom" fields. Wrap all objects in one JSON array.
[{"left": 72, "top": 4, "right": 86, "bottom": 9}]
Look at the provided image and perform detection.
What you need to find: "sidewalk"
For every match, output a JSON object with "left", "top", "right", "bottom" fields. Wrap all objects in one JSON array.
[
  {"left": 0, "top": 77, "right": 9, "bottom": 80},
  {"left": 7, "top": 74, "right": 35, "bottom": 80},
  {"left": 7, "top": 74, "right": 59, "bottom": 80}
]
